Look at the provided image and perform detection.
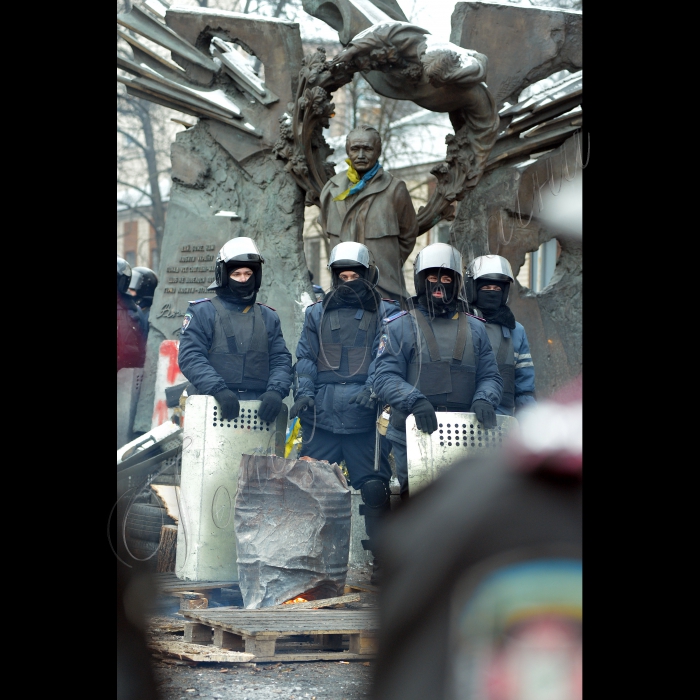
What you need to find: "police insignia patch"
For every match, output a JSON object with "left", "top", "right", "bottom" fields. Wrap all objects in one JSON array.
[
  {"left": 181, "top": 312, "right": 193, "bottom": 333},
  {"left": 377, "top": 333, "right": 388, "bottom": 357}
]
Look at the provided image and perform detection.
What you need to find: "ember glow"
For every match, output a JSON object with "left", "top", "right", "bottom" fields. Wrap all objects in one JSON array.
[{"left": 283, "top": 596, "right": 309, "bottom": 605}]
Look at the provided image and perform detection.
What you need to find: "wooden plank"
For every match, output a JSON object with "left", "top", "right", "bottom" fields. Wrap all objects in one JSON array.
[
  {"left": 251, "top": 652, "right": 374, "bottom": 663},
  {"left": 158, "top": 582, "right": 238, "bottom": 593},
  {"left": 193, "top": 622, "right": 376, "bottom": 636},
  {"left": 344, "top": 580, "right": 379, "bottom": 594},
  {"left": 182, "top": 610, "right": 375, "bottom": 618},
  {"left": 181, "top": 617, "right": 377, "bottom": 628},
  {"left": 244, "top": 636, "right": 277, "bottom": 656},
  {"left": 148, "top": 616, "right": 185, "bottom": 633},
  {"left": 157, "top": 578, "right": 238, "bottom": 587},
  {"left": 213, "top": 628, "right": 245, "bottom": 651},
  {"left": 264, "top": 594, "right": 361, "bottom": 611},
  {"left": 149, "top": 639, "right": 255, "bottom": 664},
  {"left": 349, "top": 633, "right": 379, "bottom": 655},
  {"left": 183, "top": 622, "right": 212, "bottom": 644},
  {"left": 313, "top": 634, "right": 344, "bottom": 650},
  {"left": 182, "top": 615, "right": 377, "bottom": 626}
]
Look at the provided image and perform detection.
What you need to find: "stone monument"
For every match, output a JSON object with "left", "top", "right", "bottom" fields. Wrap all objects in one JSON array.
[
  {"left": 117, "top": 4, "right": 315, "bottom": 432},
  {"left": 296, "top": 0, "right": 583, "bottom": 397}
]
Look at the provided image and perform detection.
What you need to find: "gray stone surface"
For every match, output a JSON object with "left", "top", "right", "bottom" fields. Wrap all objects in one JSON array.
[
  {"left": 451, "top": 1, "right": 582, "bottom": 108},
  {"left": 451, "top": 134, "right": 582, "bottom": 398},
  {"left": 133, "top": 10, "right": 312, "bottom": 434},
  {"left": 165, "top": 7, "right": 303, "bottom": 155},
  {"left": 134, "top": 124, "right": 311, "bottom": 433}
]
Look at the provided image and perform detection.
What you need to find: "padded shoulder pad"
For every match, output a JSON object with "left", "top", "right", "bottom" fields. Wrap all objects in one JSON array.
[
  {"left": 384, "top": 310, "right": 408, "bottom": 324},
  {"left": 257, "top": 302, "right": 277, "bottom": 311},
  {"left": 189, "top": 298, "right": 211, "bottom": 305},
  {"left": 466, "top": 312, "right": 487, "bottom": 322}
]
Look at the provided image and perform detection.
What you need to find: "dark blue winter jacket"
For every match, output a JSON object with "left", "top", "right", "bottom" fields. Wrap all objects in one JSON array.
[
  {"left": 178, "top": 290, "right": 292, "bottom": 398},
  {"left": 494, "top": 321, "right": 537, "bottom": 416},
  {"left": 295, "top": 298, "right": 400, "bottom": 434},
  {"left": 373, "top": 302, "right": 503, "bottom": 417}
]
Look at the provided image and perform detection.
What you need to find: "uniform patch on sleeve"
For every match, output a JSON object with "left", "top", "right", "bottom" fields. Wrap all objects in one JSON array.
[
  {"left": 181, "top": 312, "right": 193, "bottom": 333},
  {"left": 383, "top": 310, "right": 408, "bottom": 324},
  {"left": 377, "top": 333, "right": 389, "bottom": 357}
]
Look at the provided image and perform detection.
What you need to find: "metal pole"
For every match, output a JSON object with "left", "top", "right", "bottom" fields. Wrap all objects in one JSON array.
[{"left": 373, "top": 401, "right": 381, "bottom": 472}]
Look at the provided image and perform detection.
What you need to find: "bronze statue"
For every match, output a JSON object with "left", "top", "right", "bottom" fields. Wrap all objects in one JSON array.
[
  {"left": 330, "top": 22, "right": 499, "bottom": 189},
  {"left": 318, "top": 125, "right": 418, "bottom": 303}
]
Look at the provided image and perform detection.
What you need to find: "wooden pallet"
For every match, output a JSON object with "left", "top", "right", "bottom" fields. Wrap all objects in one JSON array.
[
  {"left": 152, "top": 572, "right": 240, "bottom": 609},
  {"left": 153, "top": 572, "right": 239, "bottom": 593},
  {"left": 182, "top": 609, "right": 379, "bottom": 662}
]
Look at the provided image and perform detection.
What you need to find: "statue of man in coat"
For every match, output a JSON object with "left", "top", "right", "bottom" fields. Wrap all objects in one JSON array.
[{"left": 318, "top": 125, "right": 418, "bottom": 304}]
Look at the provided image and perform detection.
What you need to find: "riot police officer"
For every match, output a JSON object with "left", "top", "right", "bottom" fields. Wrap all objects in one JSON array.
[
  {"left": 177, "top": 237, "right": 292, "bottom": 423},
  {"left": 373, "top": 243, "right": 503, "bottom": 497},
  {"left": 291, "top": 242, "right": 399, "bottom": 574},
  {"left": 117, "top": 255, "right": 147, "bottom": 372},
  {"left": 127, "top": 266, "right": 159, "bottom": 323},
  {"left": 466, "top": 255, "right": 537, "bottom": 415}
]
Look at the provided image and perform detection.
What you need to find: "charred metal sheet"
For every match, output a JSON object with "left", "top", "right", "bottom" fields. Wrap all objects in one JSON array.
[{"left": 235, "top": 455, "right": 351, "bottom": 609}]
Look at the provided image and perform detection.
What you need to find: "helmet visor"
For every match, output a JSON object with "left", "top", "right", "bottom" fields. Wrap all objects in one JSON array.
[
  {"left": 415, "top": 243, "right": 463, "bottom": 277},
  {"left": 328, "top": 242, "right": 371, "bottom": 269}
]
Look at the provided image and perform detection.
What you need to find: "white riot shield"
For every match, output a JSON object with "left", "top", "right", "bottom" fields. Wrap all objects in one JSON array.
[
  {"left": 176, "top": 396, "right": 288, "bottom": 582},
  {"left": 117, "top": 368, "right": 144, "bottom": 450},
  {"left": 406, "top": 412, "right": 518, "bottom": 495}
]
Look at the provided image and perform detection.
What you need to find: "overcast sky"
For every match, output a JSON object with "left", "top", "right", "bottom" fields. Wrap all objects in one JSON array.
[{"left": 298, "top": 0, "right": 455, "bottom": 43}]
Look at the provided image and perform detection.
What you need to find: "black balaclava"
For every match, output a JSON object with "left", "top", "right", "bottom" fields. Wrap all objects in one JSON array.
[
  {"left": 224, "top": 262, "right": 261, "bottom": 303},
  {"left": 325, "top": 266, "right": 380, "bottom": 310},
  {"left": 418, "top": 268, "right": 461, "bottom": 317},
  {"left": 476, "top": 279, "right": 516, "bottom": 329}
]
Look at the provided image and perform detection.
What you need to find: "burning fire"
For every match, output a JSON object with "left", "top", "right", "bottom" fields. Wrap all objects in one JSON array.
[{"left": 283, "top": 596, "right": 309, "bottom": 605}]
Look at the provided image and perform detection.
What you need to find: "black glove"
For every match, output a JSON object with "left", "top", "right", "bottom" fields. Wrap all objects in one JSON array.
[
  {"left": 214, "top": 389, "right": 240, "bottom": 420},
  {"left": 348, "top": 386, "right": 375, "bottom": 409},
  {"left": 471, "top": 399, "right": 497, "bottom": 429},
  {"left": 411, "top": 398, "right": 438, "bottom": 434},
  {"left": 258, "top": 391, "right": 283, "bottom": 423},
  {"left": 290, "top": 396, "right": 315, "bottom": 418}
]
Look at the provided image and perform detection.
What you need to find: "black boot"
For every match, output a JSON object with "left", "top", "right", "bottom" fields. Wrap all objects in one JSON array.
[
  {"left": 370, "top": 557, "right": 382, "bottom": 586},
  {"left": 359, "top": 479, "right": 392, "bottom": 586}
]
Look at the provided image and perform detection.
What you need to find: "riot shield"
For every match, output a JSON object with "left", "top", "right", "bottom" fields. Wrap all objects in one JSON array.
[
  {"left": 406, "top": 412, "right": 518, "bottom": 494},
  {"left": 176, "top": 396, "right": 288, "bottom": 582}
]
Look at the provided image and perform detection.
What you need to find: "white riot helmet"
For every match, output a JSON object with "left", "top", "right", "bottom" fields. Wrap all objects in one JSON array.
[
  {"left": 465, "top": 255, "right": 515, "bottom": 304},
  {"left": 117, "top": 255, "right": 132, "bottom": 294},
  {"left": 211, "top": 237, "right": 265, "bottom": 290},
  {"left": 413, "top": 243, "right": 464, "bottom": 297},
  {"left": 328, "top": 242, "right": 379, "bottom": 287}
]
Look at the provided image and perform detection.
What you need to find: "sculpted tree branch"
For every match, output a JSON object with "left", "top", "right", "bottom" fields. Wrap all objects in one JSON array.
[
  {"left": 273, "top": 47, "right": 356, "bottom": 207},
  {"left": 273, "top": 21, "right": 500, "bottom": 233}
]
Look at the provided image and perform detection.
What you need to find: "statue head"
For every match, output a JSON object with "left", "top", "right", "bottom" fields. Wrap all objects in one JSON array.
[
  {"left": 346, "top": 125, "right": 382, "bottom": 175},
  {"left": 421, "top": 49, "right": 463, "bottom": 88}
]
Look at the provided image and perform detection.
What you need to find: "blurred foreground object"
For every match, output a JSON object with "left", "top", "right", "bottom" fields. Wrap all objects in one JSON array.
[
  {"left": 539, "top": 169, "right": 582, "bottom": 239},
  {"left": 372, "top": 377, "right": 582, "bottom": 700},
  {"left": 117, "top": 562, "right": 159, "bottom": 700}
]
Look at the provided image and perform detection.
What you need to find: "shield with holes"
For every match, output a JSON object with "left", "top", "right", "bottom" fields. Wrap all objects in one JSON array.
[
  {"left": 176, "top": 396, "right": 288, "bottom": 581},
  {"left": 406, "top": 413, "right": 518, "bottom": 495}
]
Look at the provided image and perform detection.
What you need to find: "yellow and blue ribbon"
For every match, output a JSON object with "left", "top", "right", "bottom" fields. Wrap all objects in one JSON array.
[{"left": 333, "top": 159, "right": 382, "bottom": 201}]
